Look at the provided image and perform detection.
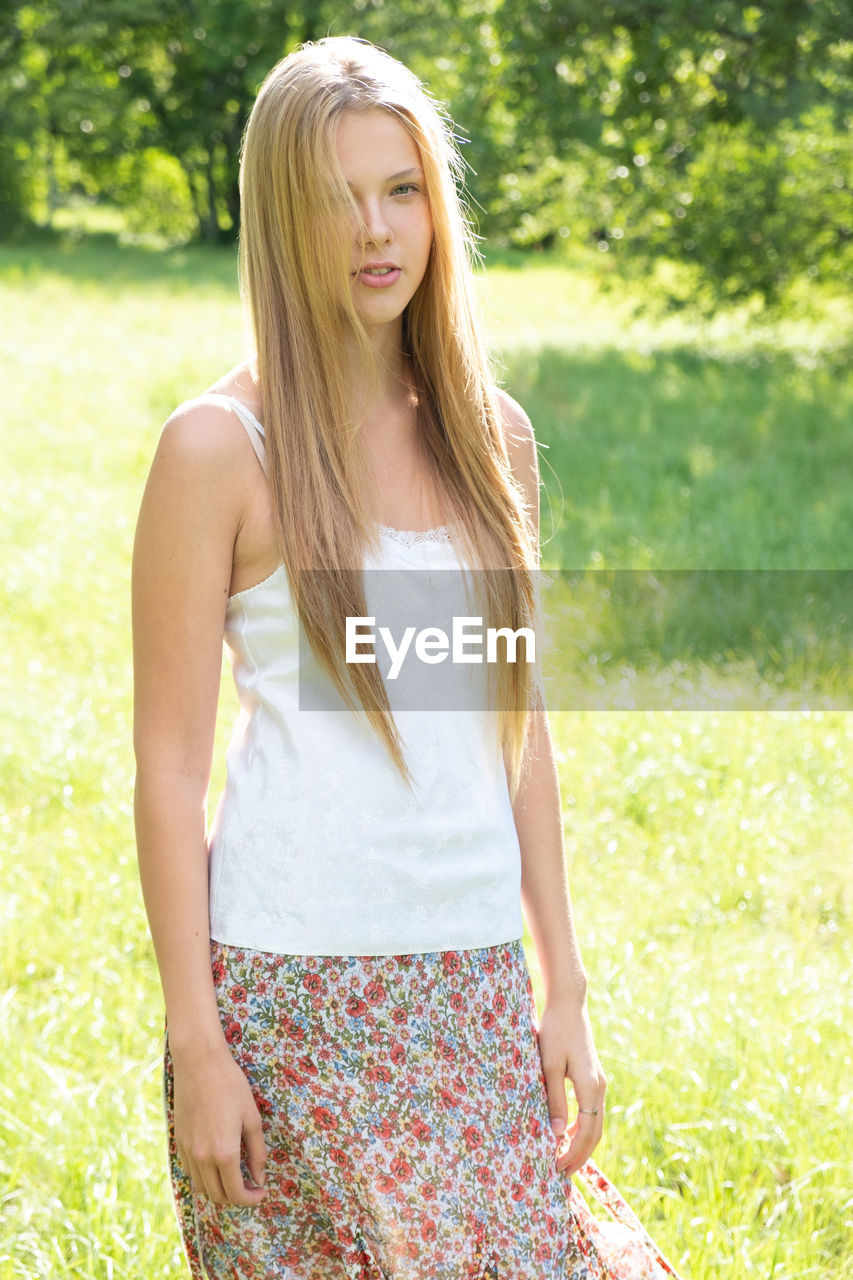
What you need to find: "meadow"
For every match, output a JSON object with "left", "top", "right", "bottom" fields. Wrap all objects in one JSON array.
[{"left": 1, "top": 233, "right": 851, "bottom": 1278}]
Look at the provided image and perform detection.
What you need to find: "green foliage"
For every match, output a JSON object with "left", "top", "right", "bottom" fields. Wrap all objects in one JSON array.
[
  {"left": 0, "top": 2, "right": 37, "bottom": 237},
  {"left": 0, "top": 134, "right": 30, "bottom": 239},
  {"left": 110, "top": 148, "right": 198, "bottom": 243},
  {"left": 487, "top": 0, "right": 853, "bottom": 297},
  {"left": 0, "top": 0, "right": 851, "bottom": 299},
  {"left": 655, "top": 111, "right": 853, "bottom": 301},
  {"left": 4, "top": 0, "right": 328, "bottom": 242}
]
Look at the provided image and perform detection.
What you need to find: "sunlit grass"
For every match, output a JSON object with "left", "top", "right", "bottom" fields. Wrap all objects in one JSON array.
[
  {"left": 1, "top": 236, "right": 851, "bottom": 1278},
  {"left": 477, "top": 248, "right": 853, "bottom": 369}
]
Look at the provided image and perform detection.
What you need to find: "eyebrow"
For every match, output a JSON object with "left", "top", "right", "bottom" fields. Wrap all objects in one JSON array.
[{"left": 345, "top": 167, "right": 424, "bottom": 188}]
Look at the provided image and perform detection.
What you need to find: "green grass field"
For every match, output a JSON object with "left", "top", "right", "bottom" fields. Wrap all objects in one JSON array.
[{"left": 1, "top": 235, "right": 851, "bottom": 1278}]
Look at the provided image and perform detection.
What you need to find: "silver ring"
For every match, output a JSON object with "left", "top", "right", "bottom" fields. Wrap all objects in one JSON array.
[{"left": 578, "top": 1106, "right": 599, "bottom": 1116}]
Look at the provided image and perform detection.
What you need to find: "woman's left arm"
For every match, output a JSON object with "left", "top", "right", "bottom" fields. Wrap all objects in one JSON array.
[{"left": 496, "top": 388, "right": 607, "bottom": 1175}]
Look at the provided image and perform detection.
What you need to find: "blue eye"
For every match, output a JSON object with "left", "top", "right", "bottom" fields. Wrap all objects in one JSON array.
[{"left": 392, "top": 183, "right": 418, "bottom": 196}]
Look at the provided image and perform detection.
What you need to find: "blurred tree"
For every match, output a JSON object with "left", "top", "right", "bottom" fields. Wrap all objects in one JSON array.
[
  {"left": 7, "top": 0, "right": 329, "bottom": 242},
  {"left": 111, "top": 0, "right": 330, "bottom": 241},
  {"left": 490, "top": 0, "right": 853, "bottom": 297},
  {"left": 0, "top": 2, "right": 39, "bottom": 237},
  {"left": 2, "top": 0, "right": 851, "bottom": 300}
]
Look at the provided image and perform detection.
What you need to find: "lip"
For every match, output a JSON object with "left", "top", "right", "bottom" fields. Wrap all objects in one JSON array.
[{"left": 352, "top": 262, "right": 402, "bottom": 289}]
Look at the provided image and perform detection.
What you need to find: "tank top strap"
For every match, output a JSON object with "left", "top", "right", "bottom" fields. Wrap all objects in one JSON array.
[{"left": 201, "top": 393, "right": 267, "bottom": 472}]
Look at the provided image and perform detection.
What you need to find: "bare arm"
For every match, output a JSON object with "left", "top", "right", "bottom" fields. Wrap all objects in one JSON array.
[
  {"left": 132, "top": 402, "right": 267, "bottom": 1206},
  {"left": 497, "top": 388, "right": 607, "bottom": 1175}
]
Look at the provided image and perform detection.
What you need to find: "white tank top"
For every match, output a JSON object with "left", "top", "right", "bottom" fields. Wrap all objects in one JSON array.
[{"left": 202, "top": 394, "right": 523, "bottom": 956}]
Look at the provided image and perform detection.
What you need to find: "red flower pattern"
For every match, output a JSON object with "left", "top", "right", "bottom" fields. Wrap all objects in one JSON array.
[
  {"left": 223, "top": 1019, "right": 241, "bottom": 1045},
  {"left": 389, "top": 1041, "right": 406, "bottom": 1065},
  {"left": 164, "top": 939, "right": 683, "bottom": 1280},
  {"left": 464, "top": 1123, "right": 484, "bottom": 1151},
  {"left": 411, "top": 1115, "right": 431, "bottom": 1142},
  {"left": 311, "top": 1105, "right": 337, "bottom": 1131}
]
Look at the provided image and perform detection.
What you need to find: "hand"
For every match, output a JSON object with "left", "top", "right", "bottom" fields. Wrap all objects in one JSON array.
[
  {"left": 536, "top": 995, "right": 606, "bottom": 1177},
  {"left": 172, "top": 1040, "right": 268, "bottom": 1207}
]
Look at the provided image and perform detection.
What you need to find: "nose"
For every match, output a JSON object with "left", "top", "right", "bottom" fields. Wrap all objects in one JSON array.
[{"left": 359, "top": 196, "right": 392, "bottom": 248}]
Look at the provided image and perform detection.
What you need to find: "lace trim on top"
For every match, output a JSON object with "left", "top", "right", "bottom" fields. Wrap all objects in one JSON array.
[{"left": 377, "top": 523, "right": 452, "bottom": 546}]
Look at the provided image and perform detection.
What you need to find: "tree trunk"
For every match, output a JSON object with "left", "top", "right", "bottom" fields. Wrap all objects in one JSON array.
[
  {"left": 204, "top": 146, "right": 221, "bottom": 243},
  {"left": 45, "top": 121, "right": 60, "bottom": 226},
  {"left": 180, "top": 159, "right": 206, "bottom": 241},
  {"left": 224, "top": 179, "right": 239, "bottom": 237},
  {"left": 224, "top": 119, "right": 243, "bottom": 236}
]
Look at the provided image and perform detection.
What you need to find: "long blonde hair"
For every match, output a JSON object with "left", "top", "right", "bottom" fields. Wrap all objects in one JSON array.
[{"left": 238, "top": 36, "right": 541, "bottom": 795}]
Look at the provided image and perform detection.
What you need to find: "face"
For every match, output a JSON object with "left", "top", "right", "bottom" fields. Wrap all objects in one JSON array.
[{"left": 335, "top": 108, "right": 434, "bottom": 335}]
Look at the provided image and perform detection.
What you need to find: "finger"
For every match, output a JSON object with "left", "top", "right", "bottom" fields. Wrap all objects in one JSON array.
[
  {"left": 244, "top": 1112, "right": 268, "bottom": 1189},
  {"left": 542, "top": 1061, "right": 569, "bottom": 1140},
  {"left": 557, "top": 1110, "right": 604, "bottom": 1176},
  {"left": 186, "top": 1155, "right": 228, "bottom": 1207},
  {"left": 220, "top": 1152, "right": 267, "bottom": 1207}
]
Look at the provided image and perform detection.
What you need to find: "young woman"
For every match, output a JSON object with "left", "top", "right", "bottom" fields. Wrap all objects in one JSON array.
[{"left": 133, "top": 36, "right": 609, "bottom": 1280}]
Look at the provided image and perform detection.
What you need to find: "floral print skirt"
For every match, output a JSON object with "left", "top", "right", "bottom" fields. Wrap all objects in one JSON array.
[{"left": 164, "top": 937, "right": 606, "bottom": 1280}]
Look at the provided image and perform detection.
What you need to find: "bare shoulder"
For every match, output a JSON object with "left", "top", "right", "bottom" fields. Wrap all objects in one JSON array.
[
  {"left": 493, "top": 386, "right": 539, "bottom": 514},
  {"left": 154, "top": 392, "right": 259, "bottom": 498},
  {"left": 494, "top": 386, "right": 535, "bottom": 449},
  {"left": 133, "top": 394, "right": 264, "bottom": 571},
  {"left": 156, "top": 356, "right": 261, "bottom": 457},
  {"left": 161, "top": 393, "right": 246, "bottom": 455}
]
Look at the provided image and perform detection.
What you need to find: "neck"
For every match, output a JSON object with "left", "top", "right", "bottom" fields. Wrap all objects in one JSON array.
[
  {"left": 368, "top": 316, "right": 407, "bottom": 380},
  {"left": 346, "top": 321, "right": 413, "bottom": 426}
]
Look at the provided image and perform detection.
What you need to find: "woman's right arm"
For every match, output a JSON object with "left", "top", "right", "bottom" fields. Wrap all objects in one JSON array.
[{"left": 132, "top": 403, "right": 267, "bottom": 1207}]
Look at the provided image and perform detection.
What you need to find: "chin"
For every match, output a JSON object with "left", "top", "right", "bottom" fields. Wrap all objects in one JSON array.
[{"left": 355, "top": 299, "right": 412, "bottom": 327}]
